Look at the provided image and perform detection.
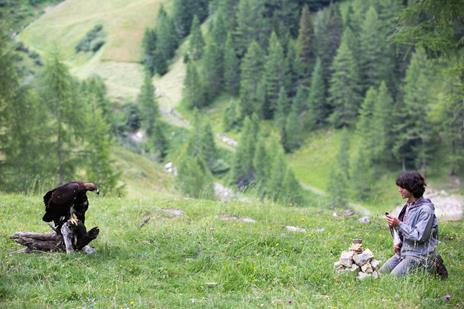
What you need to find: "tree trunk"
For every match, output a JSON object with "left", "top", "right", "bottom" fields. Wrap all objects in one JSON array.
[{"left": 10, "top": 222, "right": 99, "bottom": 254}]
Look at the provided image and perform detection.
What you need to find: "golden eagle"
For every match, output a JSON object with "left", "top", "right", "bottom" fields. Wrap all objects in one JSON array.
[{"left": 42, "top": 182, "right": 99, "bottom": 230}]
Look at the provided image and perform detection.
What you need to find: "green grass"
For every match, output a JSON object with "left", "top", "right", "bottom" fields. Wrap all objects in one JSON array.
[
  {"left": 1, "top": 194, "right": 463, "bottom": 308},
  {"left": 18, "top": 0, "right": 171, "bottom": 101}
]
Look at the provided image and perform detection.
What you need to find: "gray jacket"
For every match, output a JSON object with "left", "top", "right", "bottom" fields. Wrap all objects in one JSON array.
[{"left": 397, "top": 197, "right": 438, "bottom": 259}]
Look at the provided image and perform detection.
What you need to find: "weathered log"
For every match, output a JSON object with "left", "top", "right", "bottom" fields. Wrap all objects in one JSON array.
[{"left": 11, "top": 221, "right": 99, "bottom": 254}]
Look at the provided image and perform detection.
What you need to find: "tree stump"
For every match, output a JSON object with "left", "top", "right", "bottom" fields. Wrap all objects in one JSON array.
[{"left": 11, "top": 221, "right": 99, "bottom": 254}]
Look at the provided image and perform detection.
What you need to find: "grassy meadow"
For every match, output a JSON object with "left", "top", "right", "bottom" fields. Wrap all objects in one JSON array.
[
  {"left": 1, "top": 194, "right": 463, "bottom": 308},
  {"left": 18, "top": 0, "right": 171, "bottom": 101}
]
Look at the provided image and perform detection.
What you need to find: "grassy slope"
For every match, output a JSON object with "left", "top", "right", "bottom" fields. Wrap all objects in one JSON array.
[
  {"left": 18, "top": 0, "right": 169, "bottom": 101},
  {"left": 1, "top": 194, "right": 463, "bottom": 307},
  {"left": 112, "top": 146, "right": 177, "bottom": 199}
]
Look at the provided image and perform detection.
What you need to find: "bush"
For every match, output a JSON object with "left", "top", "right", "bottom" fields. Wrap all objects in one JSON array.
[{"left": 75, "top": 24, "right": 105, "bottom": 53}]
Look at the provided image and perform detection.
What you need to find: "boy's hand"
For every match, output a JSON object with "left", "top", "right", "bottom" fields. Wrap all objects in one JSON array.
[
  {"left": 386, "top": 215, "right": 400, "bottom": 227},
  {"left": 393, "top": 244, "right": 401, "bottom": 254}
]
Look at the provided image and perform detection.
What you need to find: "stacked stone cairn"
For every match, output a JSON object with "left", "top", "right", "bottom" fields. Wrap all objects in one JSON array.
[{"left": 334, "top": 239, "right": 380, "bottom": 280}]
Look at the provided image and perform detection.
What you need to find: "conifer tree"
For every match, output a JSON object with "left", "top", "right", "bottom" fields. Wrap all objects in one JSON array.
[
  {"left": 292, "top": 84, "right": 308, "bottom": 115},
  {"left": 327, "top": 129, "right": 350, "bottom": 208},
  {"left": 253, "top": 134, "right": 271, "bottom": 198},
  {"left": 2, "top": 88, "right": 53, "bottom": 192},
  {"left": 307, "top": 57, "right": 327, "bottom": 128},
  {"left": 82, "top": 88, "right": 120, "bottom": 194},
  {"left": 314, "top": 4, "right": 342, "bottom": 85},
  {"left": 371, "top": 81, "right": 394, "bottom": 163},
  {"left": 282, "top": 102, "right": 303, "bottom": 153},
  {"left": 274, "top": 87, "right": 290, "bottom": 131},
  {"left": 151, "top": 121, "right": 168, "bottom": 162},
  {"left": 209, "top": 8, "right": 228, "bottom": 49},
  {"left": 234, "top": 0, "right": 254, "bottom": 58},
  {"left": 40, "top": 53, "right": 82, "bottom": 184},
  {"left": 202, "top": 39, "right": 224, "bottom": 101},
  {"left": 263, "top": 32, "right": 284, "bottom": 119},
  {"left": 267, "top": 143, "right": 287, "bottom": 202},
  {"left": 224, "top": 33, "right": 240, "bottom": 96},
  {"left": 351, "top": 88, "right": 377, "bottom": 199},
  {"left": 183, "top": 62, "right": 205, "bottom": 109},
  {"left": 392, "top": 48, "right": 434, "bottom": 170},
  {"left": 82, "top": 76, "right": 114, "bottom": 131},
  {"left": 153, "top": 6, "right": 178, "bottom": 75},
  {"left": 138, "top": 72, "right": 159, "bottom": 136},
  {"left": 187, "top": 16, "right": 204, "bottom": 61},
  {"left": 438, "top": 73, "right": 464, "bottom": 174},
  {"left": 328, "top": 30, "right": 362, "bottom": 128},
  {"left": 230, "top": 115, "right": 259, "bottom": 188},
  {"left": 176, "top": 148, "right": 215, "bottom": 199},
  {"left": 223, "top": 102, "right": 241, "bottom": 131},
  {"left": 142, "top": 28, "right": 157, "bottom": 75},
  {"left": 359, "top": 6, "right": 391, "bottom": 92},
  {"left": 239, "top": 41, "right": 264, "bottom": 118},
  {"left": 200, "top": 122, "right": 218, "bottom": 171},
  {"left": 282, "top": 40, "right": 300, "bottom": 97},
  {"left": 297, "top": 5, "right": 315, "bottom": 83},
  {"left": 281, "top": 169, "right": 305, "bottom": 206},
  {"left": 172, "top": 0, "right": 208, "bottom": 38}
]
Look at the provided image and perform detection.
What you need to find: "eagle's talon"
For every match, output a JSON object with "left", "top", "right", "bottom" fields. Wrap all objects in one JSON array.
[{"left": 69, "top": 213, "right": 78, "bottom": 225}]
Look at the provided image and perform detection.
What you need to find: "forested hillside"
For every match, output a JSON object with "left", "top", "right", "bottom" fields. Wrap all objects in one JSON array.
[{"left": 1, "top": 0, "right": 463, "bottom": 209}]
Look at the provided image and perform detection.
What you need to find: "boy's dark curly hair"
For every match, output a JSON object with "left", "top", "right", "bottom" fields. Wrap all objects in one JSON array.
[{"left": 396, "top": 171, "right": 426, "bottom": 198}]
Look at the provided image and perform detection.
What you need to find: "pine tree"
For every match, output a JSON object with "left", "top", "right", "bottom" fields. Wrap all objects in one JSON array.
[
  {"left": 39, "top": 52, "right": 82, "bottom": 184},
  {"left": 282, "top": 40, "right": 300, "bottom": 97},
  {"left": 326, "top": 129, "right": 350, "bottom": 208},
  {"left": 392, "top": 47, "right": 435, "bottom": 171},
  {"left": 172, "top": 0, "right": 208, "bottom": 38},
  {"left": 359, "top": 6, "right": 391, "bottom": 92},
  {"left": 230, "top": 115, "right": 259, "bottom": 188},
  {"left": 292, "top": 84, "right": 308, "bottom": 115},
  {"left": 314, "top": 4, "right": 342, "bottom": 85},
  {"left": 2, "top": 88, "right": 54, "bottom": 192},
  {"left": 253, "top": 134, "right": 271, "bottom": 198},
  {"left": 297, "top": 5, "right": 315, "bottom": 83},
  {"left": 202, "top": 39, "right": 224, "bottom": 101},
  {"left": 281, "top": 169, "right": 305, "bottom": 206},
  {"left": 351, "top": 87, "right": 377, "bottom": 200},
  {"left": 154, "top": 6, "right": 178, "bottom": 75},
  {"left": 267, "top": 143, "right": 287, "bottom": 202},
  {"left": 328, "top": 29, "right": 362, "bottom": 128},
  {"left": 439, "top": 72, "right": 464, "bottom": 174},
  {"left": 81, "top": 87, "right": 120, "bottom": 194},
  {"left": 142, "top": 28, "right": 157, "bottom": 75},
  {"left": 183, "top": 62, "right": 205, "bottom": 109},
  {"left": 263, "top": 32, "right": 284, "bottom": 119},
  {"left": 138, "top": 72, "right": 159, "bottom": 136},
  {"left": 307, "top": 57, "right": 327, "bottom": 128},
  {"left": 239, "top": 41, "right": 264, "bottom": 118},
  {"left": 187, "top": 16, "right": 204, "bottom": 61},
  {"left": 200, "top": 122, "right": 218, "bottom": 171},
  {"left": 151, "top": 121, "right": 168, "bottom": 162},
  {"left": 223, "top": 33, "right": 240, "bottom": 96},
  {"left": 209, "top": 8, "right": 228, "bottom": 49},
  {"left": 233, "top": 0, "right": 266, "bottom": 57},
  {"left": 371, "top": 81, "right": 394, "bottom": 163},
  {"left": 176, "top": 147, "right": 215, "bottom": 199},
  {"left": 274, "top": 87, "right": 290, "bottom": 131},
  {"left": 82, "top": 76, "right": 114, "bottom": 131},
  {"left": 282, "top": 102, "right": 303, "bottom": 153}
]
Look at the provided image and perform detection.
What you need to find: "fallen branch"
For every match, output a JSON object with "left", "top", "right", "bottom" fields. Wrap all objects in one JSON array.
[{"left": 11, "top": 221, "right": 99, "bottom": 254}]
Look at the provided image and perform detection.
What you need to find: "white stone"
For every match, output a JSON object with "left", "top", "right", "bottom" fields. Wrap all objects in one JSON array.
[
  {"left": 286, "top": 226, "right": 306, "bottom": 233},
  {"left": 339, "top": 251, "right": 354, "bottom": 267},
  {"left": 357, "top": 272, "right": 372, "bottom": 280},
  {"left": 361, "top": 263, "right": 373, "bottom": 273},
  {"left": 358, "top": 216, "right": 370, "bottom": 224}
]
